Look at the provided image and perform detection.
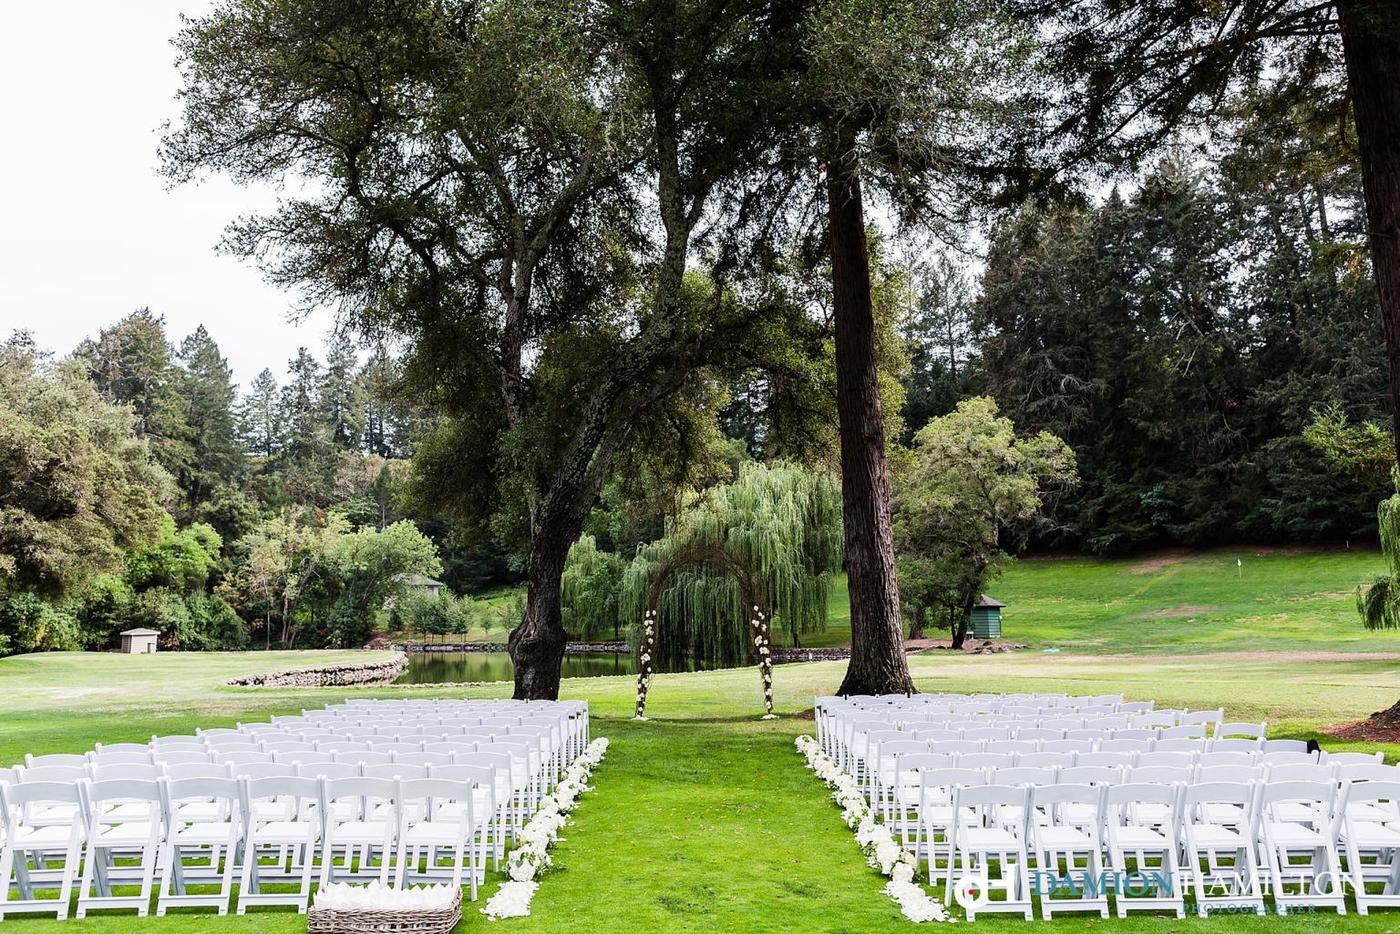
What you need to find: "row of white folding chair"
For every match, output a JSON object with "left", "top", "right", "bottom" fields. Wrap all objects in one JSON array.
[
  {"left": 0, "top": 773, "right": 494, "bottom": 921},
  {"left": 930, "top": 779, "right": 1359, "bottom": 919},
  {"left": 850, "top": 734, "right": 1300, "bottom": 783}
]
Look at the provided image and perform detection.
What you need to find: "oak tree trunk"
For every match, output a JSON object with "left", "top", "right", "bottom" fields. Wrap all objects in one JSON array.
[
  {"left": 826, "top": 152, "right": 915, "bottom": 698},
  {"left": 1339, "top": 0, "right": 1400, "bottom": 460},
  {"left": 507, "top": 525, "right": 573, "bottom": 700}
]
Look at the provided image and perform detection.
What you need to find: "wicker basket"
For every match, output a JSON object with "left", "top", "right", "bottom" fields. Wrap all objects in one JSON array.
[{"left": 307, "top": 888, "right": 462, "bottom": 934}]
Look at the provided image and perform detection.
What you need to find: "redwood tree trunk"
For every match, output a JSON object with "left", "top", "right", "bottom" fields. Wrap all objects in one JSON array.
[
  {"left": 507, "top": 528, "right": 572, "bottom": 700},
  {"left": 1340, "top": 0, "right": 1400, "bottom": 459},
  {"left": 826, "top": 151, "right": 915, "bottom": 697}
]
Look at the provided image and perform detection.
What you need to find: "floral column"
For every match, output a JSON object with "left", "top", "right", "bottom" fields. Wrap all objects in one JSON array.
[
  {"left": 752, "top": 607, "right": 776, "bottom": 719},
  {"left": 634, "top": 609, "right": 656, "bottom": 720}
]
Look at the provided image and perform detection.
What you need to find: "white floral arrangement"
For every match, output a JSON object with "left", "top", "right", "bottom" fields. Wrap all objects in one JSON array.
[
  {"left": 314, "top": 881, "right": 457, "bottom": 911},
  {"left": 795, "top": 735, "right": 948, "bottom": 923},
  {"left": 634, "top": 611, "right": 657, "bottom": 720},
  {"left": 482, "top": 737, "right": 609, "bottom": 921},
  {"left": 751, "top": 608, "right": 777, "bottom": 719}
]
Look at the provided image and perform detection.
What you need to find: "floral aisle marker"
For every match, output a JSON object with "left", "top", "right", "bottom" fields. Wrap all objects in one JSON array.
[
  {"left": 481, "top": 737, "right": 610, "bottom": 921},
  {"left": 634, "top": 611, "right": 656, "bottom": 720},
  {"left": 795, "top": 735, "right": 948, "bottom": 923},
  {"left": 752, "top": 608, "right": 776, "bottom": 719}
]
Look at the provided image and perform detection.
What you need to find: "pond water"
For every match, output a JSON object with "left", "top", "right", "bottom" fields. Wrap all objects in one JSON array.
[{"left": 397, "top": 650, "right": 749, "bottom": 684}]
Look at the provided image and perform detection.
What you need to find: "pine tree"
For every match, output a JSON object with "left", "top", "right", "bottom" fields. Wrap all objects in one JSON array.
[
  {"left": 177, "top": 326, "right": 241, "bottom": 515},
  {"left": 238, "top": 369, "right": 283, "bottom": 458},
  {"left": 321, "top": 335, "right": 366, "bottom": 452}
]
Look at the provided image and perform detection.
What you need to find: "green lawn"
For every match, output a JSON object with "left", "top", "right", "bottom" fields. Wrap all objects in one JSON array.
[
  {"left": 5, "top": 639, "right": 1400, "bottom": 931},
  {"left": 781, "top": 547, "right": 1396, "bottom": 654}
]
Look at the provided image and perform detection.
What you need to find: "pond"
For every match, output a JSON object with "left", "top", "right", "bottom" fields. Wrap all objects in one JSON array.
[{"left": 396, "top": 651, "right": 736, "bottom": 684}]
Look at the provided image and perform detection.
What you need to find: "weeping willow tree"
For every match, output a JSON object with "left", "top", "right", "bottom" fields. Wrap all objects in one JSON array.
[
  {"left": 560, "top": 534, "right": 626, "bottom": 642},
  {"left": 1360, "top": 470, "right": 1400, "bottom": 722},
  {"left": 620, "top": 463, "right": 842, "bottom": 667}
]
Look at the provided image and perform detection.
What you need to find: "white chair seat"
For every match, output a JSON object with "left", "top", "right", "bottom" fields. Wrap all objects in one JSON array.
[
  {"left": 13, "top": 825, "right": 76, "bottom": 847},
  {"left": 171, "top": 821, "right": 235, "bottom": 845},
  {"left": 402, "top": 820, "right": 477, "bottom": 847},
  {"left": 253, "top": 820, "right": 316, "bottom": 845},
  {"left": 176, "top": 800, "right": 225, "bottom": 822},
  {"left": 1266, "top": 821, "right": 1328, "bottom": 847},
  {"left": 1038, "top": 826, "right": 1093, "bottom": 848},
  {"left": 253, "top": 798, "right": 295, "bottom": 821},
  {"left": 1347, "top": 821, "right": 1400, "bottom": 848},
  {"left": 93, "top": 821, "right": 157, "bottom": 847},
  {"left": 1190, "top": 825, "right": 1245, "bottom": 846},
  {"left": 29, "top": 804, "right": 80, "bottom": 825},
  {"left": 1348, "top": 802, "right": 1397, "bottom": 823},
  {"left": 963, "top": 827, "right": 1021, "bottom": 848},
  {"left": 1111, "top": 826, "right": 1169, "bottom": 848},
  {"left": 1274, "top": 803, "right": 1326, "bottom": 823},
  {"left": 1202, "top": 803, "right": 1245, "bottom": 822},
  {"left": 330, "top": 820, "right": 390, "bottom": 842},
  {"left": 104, "top": 802, "right": 158, "bottom": 821}
]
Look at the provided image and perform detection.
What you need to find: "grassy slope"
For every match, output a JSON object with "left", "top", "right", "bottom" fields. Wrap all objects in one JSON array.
[
  {"left": 6, "top": 636, "right": 1400, "bottom": 932},
  {"left": 782, "top": 547, "right": 1395, "bottom": 653}
]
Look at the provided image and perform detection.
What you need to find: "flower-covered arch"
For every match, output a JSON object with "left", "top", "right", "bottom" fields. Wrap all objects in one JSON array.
[{"left": 632, "top": 541, "right": 776, "bottom": 720}]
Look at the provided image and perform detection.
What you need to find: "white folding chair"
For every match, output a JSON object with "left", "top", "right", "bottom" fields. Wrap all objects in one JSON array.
[
  {"left": 237, "top": 775, "right": 321, "bottom": 914},
  {"left": 156, "top": 776, "right": 242, "bottom": 915},
  {"left": 76, "top": 778, "right": 163, "bottom": 918},
  {"left": 945, "top": 784, "right": 1033, "bottom": 920},
  {"left": 1257, "top": 779, "right": 1346, "bottom": 914},
  {"left": 1337, "top": 779, "right": 1400, "bottom": 914},
  {"left": 1180, "top": 781, "right": 1265, "bottom": 916},
  {"left": 1102, "top": 783, "right": 1185, "bottom": 918},
  {"left": 0, "top": 781, "right": 85, "bottom": 919},
  {"left": 917, "top": 768, "right": 985, "bottom": 875},
  {"left": 24, "top": 754, "right": 88, "bottom": 769},
  {"left": 319, "top": 776, "right": 397, "bottom": 886},
  {"left": 395, "top": 777, "right": 490, "bottom": 900},
  {"left": 1029, "top": 783, "right": 1108, "bottom": 918}
]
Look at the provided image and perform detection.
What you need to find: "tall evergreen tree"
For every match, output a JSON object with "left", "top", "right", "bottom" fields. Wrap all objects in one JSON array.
[
  {"left": 321, "top": 336, "right": 366, "bottom": 452},
  {"left": 75, "top": 309, "right": 193, "bottom": 484},
  {"left": 177, "top": 325, "right": 241, "bottom": 515},
  {"left": 238, "top": 369, "right": 283, "bottom": 458}
]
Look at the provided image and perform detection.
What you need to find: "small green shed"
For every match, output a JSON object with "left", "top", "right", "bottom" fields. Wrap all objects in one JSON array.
[{"left": 971, "top": 595, "right": 1005, "bottom": 639}]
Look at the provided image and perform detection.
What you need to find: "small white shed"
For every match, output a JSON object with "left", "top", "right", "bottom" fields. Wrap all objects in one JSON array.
[{"left": 119, "top": 628, "right": 160, "bottom": 654}]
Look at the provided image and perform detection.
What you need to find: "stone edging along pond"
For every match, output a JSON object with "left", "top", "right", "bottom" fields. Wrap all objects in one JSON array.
[{"left": 227, "top": 653, "right": 409, "bottom": 688}]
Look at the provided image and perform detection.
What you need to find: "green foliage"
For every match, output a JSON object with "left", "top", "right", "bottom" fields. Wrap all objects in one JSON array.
[
  {"left": 1305, "top": 405, "right": 1395, "bottom": 490},
  {"left": 894, "top": 397, "right": 1077, "bottom": 643},
  {"left": 0, "top": 594, "right": 81, "bottom": 654},
  {"left": 0, "top": 335, "right": 172, "bottom": 601},
  {"left": 560, "top": 535, "right": 625, "bottom": 641},
  {"left": 125, "top": 519, "right": 222, "bottom": 593},
  {"left": 621, "top": 463, "right": 842, "bottom": 666},
  {"left": 391, "top": 590, "right": 477, "bottom": 642}
]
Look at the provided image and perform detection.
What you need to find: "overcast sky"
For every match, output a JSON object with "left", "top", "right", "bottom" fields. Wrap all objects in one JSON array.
[{"left": 0, "top": 1, "right": 335, "bottom": 390}]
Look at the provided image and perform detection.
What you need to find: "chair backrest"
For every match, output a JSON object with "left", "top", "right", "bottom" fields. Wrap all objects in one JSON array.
[
  {"left": 914, "top": 729, "right": 962, "bottom": 743},
  {"left": 25, "top": 753, "right": 88, "bottom": 769},
  {"left": 334, "top": 750, "right": 393, "bottom": 766},
  {"left": 85, "top": 777, "right": 161, "bottom": 809},
  {"left": 1100, "top": 736, "right": 1153, "bottom": 750},
  {"left": 163, "top": 762, "right": 232, "bottom": 781},
  {"left": 1261, "top": 738, "right": 1308, "bottom": 754},
  {"left": 1103, "top": 782, "right": 1180, "bottom": 831},
  {"left": 1339, "top": 779, "right": 1400, "bottom": 811},
  {"left": 163, "top": 776, "right": 241, "bottom": 811},
  {"left": 154, "top": 750, "right": 212, "bottom": 766},
  {"left": 1259, "top": 779, "right": 1335, "bottom": 821},
  {"left": 991, "top": 767, "right": 1058, "bottom": 787},
  {"left": 962, "top": 728, "right": 1010, "bottom": 742},
  {"left": 90, "top": 751, "right": 154, "bottom": 766},
  {"left": 1032, "top": 782, "right": 1104, "bottom": 817},
  {"left": 1040, "top": 740, "right": 1095, "bottom": 754},
  {"left": 1153, "top": 738, "right": 1208, "bottom": 753},
  {"left": 1180, "top": 708, "right": 1224, "bottom": 727},
  {"left": 1076, "top": 752, "right": 1135, "bottom": 769},
  {"left": 1338, "top": 762, "right": 1400, "bottom": 782},
  {"left": 1128, "top": 765, "right": 1192, "bottom": 785},
  {"left": 1214, "top": 721, "right": 1266, "bottom": 740},
  {"left": 1196, "top": 751, "right": 1255, "bottom": 769},
  {"left": 4, "top": 779, "right": 82, "bottom": 808},
  {"left": 423, "top": 742, "right": 476, "bottom": 756},
  {"left": 1158, "top": 724, "right": 1205, "bottom": 739},
  {"left": 956, "top": 753, "right": 1015, "bottom": 771},
  {"left": 20, "top": 765, "right": 86, "bottom": 783},
  {"left": 1015, "top": 752, "right": 1076, "bottom": 770},
  {"left": 218, "top": 750, "right": 274, "bottom": 766},
  {"left": 363, "top": 763, "right": 427, "bottom": 781},
  {"left": 91, "top": 763, "right": 161, "bottom": 781},
  {"left": 1135, "top": 751, "right": 1194, "bottom": 769},
  {"left": 1057, "top": 765, "right": 1122, "bottom": 785},
  {"left": 94, "top": 742, "right": 152, "bottom": 754},
  {"left": 229, "top": 762, "right": 297, "bottom": 780},
  {"left": 1195, "top": 763, "right": 1264, "bottom": 784},
  {"left": 1259, "top": 750, "right": 1317, "bottom": 766},
  {"left": 1015, "top": 728, "right": 1062, "bottom": 742},
  {"left": 1264, "top": 762, "right": 1334, "bottom": 783},
  {"left": 920, "top": 768, "right": 987, "bottom": 798},
  {"left": 296, "top": 761, "right": 360, "bottom": 780},
  {"left": 246, "top": 774, "right": 321, "bottom": 806},
  {"left": 1183, "top": 780, "right": 1256, "bottom": 812},
  {"left": 1328, "top": 751, "right": 1384, "bottom": 766},
  {"left": 953, "top": 783, "right": 1030, "bottom": 828},
  {"left": 152, "top": 735, "right": 203, "bottom": 747},
  {"left": 395, "top": 751, "right": 454, "bottom": 767}
]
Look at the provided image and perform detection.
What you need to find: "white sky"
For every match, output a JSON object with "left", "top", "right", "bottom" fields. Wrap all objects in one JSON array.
[{"left": 0, "top": 1, "right": 334, "bottom": 390}]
